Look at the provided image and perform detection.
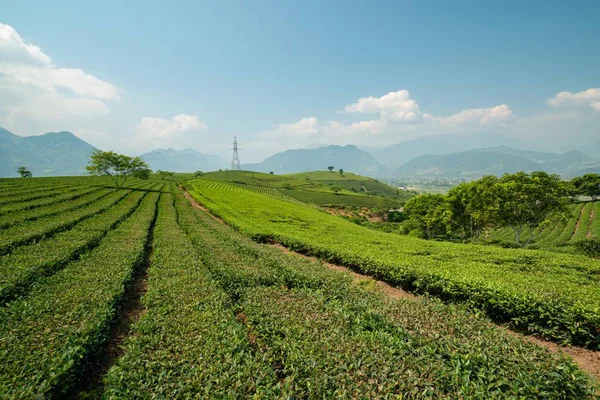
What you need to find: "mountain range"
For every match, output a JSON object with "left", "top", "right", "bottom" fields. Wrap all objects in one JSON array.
[
  {"left": 244, "top": 145, "right": 390, "bottom": 176},
  {"left": 395, "top": 146, "right": 599, "bottom": 178},
  {"left": 2, "top": 127, "right": 599, "bottom": 179},
  {"left": 0, "top": 128, "right": 96, "bottom": 177},
  {"left": 371, "top": 133, "right": 527, "bottom": 170}
]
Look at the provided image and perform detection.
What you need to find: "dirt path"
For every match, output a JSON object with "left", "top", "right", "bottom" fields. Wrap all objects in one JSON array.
[
  {"left": 588, "top": 206, "right": 595, "bottom": 239},
  {"left": 183, "top": 189, "right": 600, "bottom": 380},
  {"left": 574, "top": 204, "right": 586, "bottom": 237}
]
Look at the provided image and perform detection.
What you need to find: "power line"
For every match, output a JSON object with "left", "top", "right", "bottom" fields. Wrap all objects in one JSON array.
[{"left": 231, "top": 136, "right": 241, "bottom": 171}]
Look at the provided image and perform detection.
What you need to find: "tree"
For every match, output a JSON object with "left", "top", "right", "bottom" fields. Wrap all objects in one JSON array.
[
  {"left": 446, "top": 176, "right": 499, "bottom": 239},
  {"left": 338, "top": 168, "right": 344, "bottom": 176},
  {"left": 327, "top": 166, "right": 334, "bottom": 172},
  {"left": 330, "top": 186, "right": 342, "bottom": 193},
  {"left": 495, "top": 171, "right": 570, "bottom": 245},
  {"left": 404, "top": 194, "right": 449, "bottom": 239},
  {"left": 194, "top": 171, "right": 204, "bottom": 177},
  {"left": 571, "top": 174, "right": 600, "bottom": 201},
  {"left": 17, "top": 166, "right": 32, "bottom": 178},
  {"left": 156, "top": 170, "right": 174, "bottom": 180},
  {"left": 86, "top": 150, "right": 151, "bottom": 188},
  {"left": 269, "top": 171, "right": 274, "bottom": 175}
]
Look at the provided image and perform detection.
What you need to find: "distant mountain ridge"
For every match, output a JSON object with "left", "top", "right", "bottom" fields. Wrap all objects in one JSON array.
[
  {"left": 244, "top": 145, "right": 390, "bottom": 176},
  {"left": 372, "top": 133, "right": 527, "bottom": 170},
  {"left": 140, "top": 148, "right": 228, "bottom": 172},
  {"left": 395, "top": 146, "right": 599, "bottom": 178},
  {"left": 0, "top": 128, "right": 96, "bottom": 177}
]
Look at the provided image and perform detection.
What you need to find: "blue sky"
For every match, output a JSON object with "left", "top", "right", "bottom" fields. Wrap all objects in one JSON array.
[{"left": 1, "top": 0, "right": 599, "bottom": 161}]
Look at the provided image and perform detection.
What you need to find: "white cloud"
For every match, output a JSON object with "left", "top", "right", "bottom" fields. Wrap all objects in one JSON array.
[
  {"left": 136, "top": 114, "right": 206, "bottom": 142},
  {"left": 257, "top": 117, "right": 319, "bottom": 139},
  {"left": 344, "top": 90, "right": 420, "bottom": 121},
  {"left": 0, "top": 22, "right": 119, "bottom": 134},
  {"left": 0, "top": 23, "right": 51, "bottom": 65},
  {"left": 546, "top": 88, "right": 600, "bottom": 111},
  {"left": 425, "top": 104, "right": 515, "bottom": 127},
  {"left": 323, "top": 118, "right": 388, "bottom": 137}
]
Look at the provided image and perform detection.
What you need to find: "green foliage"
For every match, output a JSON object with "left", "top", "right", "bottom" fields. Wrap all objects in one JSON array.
[
  {"left": 86, "top": 150, "right": 152, "bottom": 187},
  {"left": 0, "top": 177, "right": 596, "bottom": 397},
  {"left": 574, "top": 238, "right": 600, "bottom": 258},
  {"left": 327, "top": 165, "right": 334, "bottom": 171},
  {"left": 404, "top": 194, "right": 449, "bottom": 238},
  {"left": 330, "top": 185, "right": 342, "bottom": 193},
  {"left": 189, "top": 179, "right": 600, "bottom": 348},
  {"left": 156, "top": 169, "right": 174, "bottom": 180},
  {"left": 0, "top": 190, "right": 145, "bottom": 304},
  {"left": 17, "top": 166, "right": 32, "bottom": 178},
  {"left": 572, "top": 174, "right": 600, "bottom": 200},
  {"left": 0, "top": 192, "right": 159, "bottom": 397}
]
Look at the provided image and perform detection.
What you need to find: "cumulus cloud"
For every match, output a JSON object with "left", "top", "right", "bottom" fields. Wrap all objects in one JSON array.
[
  {"left": 0, "top": 23, "right": 51, "bottom": 65},
  {"left": 257, "top": 117, "right": 319, "bottom": 139},
  {"left": 344, "top": 90, "right": 420, "bottom": 121},
  {"left": 546, "top": 88, "right": 600, "bottom": 111},
  {"left": 136, "top": 114, "right": 206, "bottom": 142},
  {"left": 0, "top": 22, "right": 119, "bottom": 133},
  {"left": 425, "top": 104, "right": 515, "bottom": 127}
]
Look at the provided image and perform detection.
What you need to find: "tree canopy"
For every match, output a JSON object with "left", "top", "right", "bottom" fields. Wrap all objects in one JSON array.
[
  {"left": 571, "top": 174, "right": 600, "bottom": 200},
  {"left": 403, "top": 171, "right": 571, "bottom": 245},
  {"left": 86, "top": 150, "right": 151, "bottom": 187},
  {"left": 17, "top": 166, "right": 32, "bottom": 178}
]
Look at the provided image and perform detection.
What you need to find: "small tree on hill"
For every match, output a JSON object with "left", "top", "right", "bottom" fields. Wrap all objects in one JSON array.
[
  {"left": 330, "top": 186, "right": 342, "bottom": 193},
  {"left": 338, "top": 168, "right": 344, "bottom": 176},
  {"left": 327, "top": 166, "right": 334, "bottom": 172},
  {"left": 17, "top": 166, "right": 32, "bottom": 178},
  {"left": 86, "top": 150, "right": 151, "bottom": 188}
]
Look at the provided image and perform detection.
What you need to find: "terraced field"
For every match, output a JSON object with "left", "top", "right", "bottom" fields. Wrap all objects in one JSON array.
[
  {"left": 490, "top": 201, "right": 599, "bottom": 248},
  {"left": 0, "top": 176, "right": 597, "bottom": 398}
]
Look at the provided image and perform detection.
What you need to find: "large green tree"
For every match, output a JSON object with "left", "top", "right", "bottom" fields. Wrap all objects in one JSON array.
[
  {"left": 446, "top": 176, "right": 499, "bottom": 239},
  {"left": 495, "top": 171, "right": 569, "bottom": 245},
  {"left": 571, "top": 173, "right": 600, "bottom": 201},
  {"left": 86, "top": 150, "right": 151, "bottom": 187},
  {"left": 404, "top": 194, "right": 449, "bottom": 239}
]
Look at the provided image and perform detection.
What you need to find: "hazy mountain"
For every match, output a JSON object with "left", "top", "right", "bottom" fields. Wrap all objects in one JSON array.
[
  {"left": 395, "top": 146, "right": 599, "bottom": 179},
  {"left": 480, "top": 146, "right": 597, "bottom": 176},
  {"left": 373, "top": 133, "right": 526, "bottom": 170},
  {"left": 0, "top": 128, "right": 96, "bottom": 177},
  {"left": 140, "top": 148, "right": 228, "bottom": 172},
  {"left": 244, "top": 145, "right": 391, "bottom": 176}
]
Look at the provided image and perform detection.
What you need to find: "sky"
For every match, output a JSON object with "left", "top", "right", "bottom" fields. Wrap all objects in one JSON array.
[{"left": 1, "top": 0, "right": 599, "bottom": 162}]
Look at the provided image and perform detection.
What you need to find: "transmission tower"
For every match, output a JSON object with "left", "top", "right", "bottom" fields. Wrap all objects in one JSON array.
[{"left": 231, "top": 136, "right": 241, "bottom": 171}]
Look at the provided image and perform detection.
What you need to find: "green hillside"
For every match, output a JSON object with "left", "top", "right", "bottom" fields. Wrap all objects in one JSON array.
[
  {"left": 489, "top": 201, "right": 600, "bottom": 250},
  {"left": 201, "top": 170, "right": 413, "bottom": 206}
]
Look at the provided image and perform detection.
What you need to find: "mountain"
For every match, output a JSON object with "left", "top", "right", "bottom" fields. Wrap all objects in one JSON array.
[
  {"left": 395, "top": 146, "right": 600, "bottom": 179},
  {"left": 373, "top": 133, "right": 526, "bottom": 170},
  {"left": 140, "top": 148, "right": 228, "bottom": 172},
  {"left": 0, "top": 128, "right": 96, "bottom": 177},
  {"left": 244, "top": 145, "right": 391, "bottom": 176}
]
